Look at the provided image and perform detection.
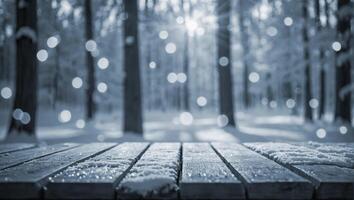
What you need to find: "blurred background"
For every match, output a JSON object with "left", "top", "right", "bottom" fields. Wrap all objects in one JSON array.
[{"left": 0, "top": 0, "right": 353, "bottom": 143}]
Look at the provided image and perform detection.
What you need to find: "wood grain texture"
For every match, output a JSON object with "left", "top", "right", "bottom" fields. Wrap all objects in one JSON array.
[
  {"left": 0, "top": 143, "right": 79, "bottom": 170},
  {"left": 45, "top": 143, "right": 149, "bottom": 200},
  {"left": 213, "top": 143, "right": 313, "bottom": 200},
  {"left": 0, "top": 143, "right": 115, "bottom": 199},
  {"left": 245, "top": 142, "right": 354, "bottom": 199},
  {"left": 0, "top": 143, "right": 35, "bottom": 154},
  {"left": 180, "top": 143, "right": 245, "bottom": 200}
]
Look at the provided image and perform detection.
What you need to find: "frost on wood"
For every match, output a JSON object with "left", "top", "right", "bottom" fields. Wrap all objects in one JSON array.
[
  {"left": 212, "top": 142, "right": 308, "bottom": 182},
  {"left": 212, "top": 143, "right": 312, "bottom": 200},
  {"left": 182, "top": 143, "right": 238, "bottom": 182},
  {"left": 0, "top": 143, "right": 114, "bottom": 182},
  {"left": 117, "top": 143, "right": 180, "bottom": 198},
  {"left": 180, "top": 144, "right": 245, "bottom": 200},
  {"left": 305, "top": 142, "right": 354, "bottom": 164},
  {"left": 48, "top": 143, "right": 148, "bottom": 183},
  {"left": 244, "top": 142, "right": 354, "bottom": 168},
  {"left": 0, "top": 143, "right": 77, "bottom": 170},
  {"left": 0, "top": 143, "right": 35, "bottom": 154},
  {"left": 15, "top": 27, "right": 37, "bottom": 42}
]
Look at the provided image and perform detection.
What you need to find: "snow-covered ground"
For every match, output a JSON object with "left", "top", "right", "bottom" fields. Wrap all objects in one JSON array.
[{"left": 0, "top": 107, "right": 353, "bottom": 144}]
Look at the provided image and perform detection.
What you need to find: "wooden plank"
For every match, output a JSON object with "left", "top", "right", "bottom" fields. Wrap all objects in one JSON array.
[
  {"left": 295, "top": 165, "right": 354, "bottom": 199},
  {"left": 296, "top": 142, "right": 354, "bottom": 168},
  {"left": 45, "top": 143, "right": 149, "bottom": 200},
  {"left": 0, "top": 143, "right": 115, "bottom": 199},
  {"left": 180, "top": 143, "right": 245, "bottom": 200},
  {"left": 0, "top": 143, "right": 79, "bottom": 170},
  {"left": 245, "top": 142, "right": 352, "bottom": 168},
  {"left": 245, "top": 142, "right": 354, "bottom": 199},
  {"left": 116, "top": 143, "right": 180, "bottom": 200},
  {"left": 213, "top": 143, "right": 313, "bottom": 200},
  {"left": 0, "top": 143, "right": 36, "bottom": 154}
]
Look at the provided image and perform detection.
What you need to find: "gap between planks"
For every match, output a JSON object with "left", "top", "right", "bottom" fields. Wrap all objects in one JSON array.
[
  {"left": 212, "top": 143, "right": 313, "bottom": 200},
  {"left": 244, "top": 142, "right": 354, "bottom": 200},
  {"left": 210, "top": 143, "right": 251, "bottom": 199},
  {"left": 0, "top": 143, "right": 81, "bottom": 171}
]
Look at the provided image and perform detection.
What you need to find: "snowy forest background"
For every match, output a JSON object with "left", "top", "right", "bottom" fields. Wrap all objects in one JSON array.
[{"left": 0, "top": 0, "right": 353, "bottom": 143}]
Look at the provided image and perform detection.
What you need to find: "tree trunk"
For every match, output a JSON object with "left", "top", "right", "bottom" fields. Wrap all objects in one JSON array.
[
  {"left": 315, "top": 0, "right": 326, "bottom": 119},
  {"left": 8, "top": 0, "right": 38, "bottom": 135},
  {"left": 123, "top": 0, "right": 143, "bottom": 134},
  {"left": 181, "top": 0, "right": 190, "bottom": 111},
  {"left": 238, "top": 0, "right": 250, "bottom": 110},
  {"left": 52, "top": 44, "right": 60, "bottom": 109},
  {"left": 144, "top": 0, "right": 152, "bottom": 111},
  {"left": 217, "top": 0, "right": 236, "bottom": 127},
  {"left": 84, "top": 0, "right": 95, "bottom": 120},
  {"left": 266, "top": 73, "right": 274, "bottom": 109},
  {"left": 334, "top": 0, "right": 351, "bottom": 123},
  {"left": 302, "top": 1, "right": 313, "bottom": 122}
]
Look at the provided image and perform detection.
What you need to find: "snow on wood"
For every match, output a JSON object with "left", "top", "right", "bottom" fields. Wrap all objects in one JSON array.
[
  {"left": 244, "top": 142, "right": 354, "bottom": 168},
  {"left": 245, "top": 142, "right": 354, "bottom": 199},
  {"left": 0, "top": 143, "right": 78, "bottom": 170},
  {"left": 0, "top": 143, "right": 36, "bottom": 154},
  {"left": 15, "top": 26, "right": 37, "bottom": 42},
  {"left": 116, "top": 143, "right": 180, "bottom": 199},
  {"left": 213, "top": 143, "right": 313, "bottom": 200},
  {"left": 181, "top": 143, "right": 245, "bottom": 199},
  {"left": 0, "top": 143, "right": 115, "bottom": 199},
  {"left": 45, "top": 143, "right": 149, "bottom": 199},
  {"left": 301, "top": 142, "right": 354, "bottom": 165}
]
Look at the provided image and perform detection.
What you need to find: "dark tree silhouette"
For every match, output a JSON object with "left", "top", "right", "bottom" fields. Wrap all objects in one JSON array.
[
  {"left": 216, "top": 0, "right": 236, "bottom": 127},
  {"left": 84, "top": 0, "right": 96, "bottom": 120},
  {"left": 334, "top": 0, "right": 352, "bottom": 123},
  {"left": 123, "top": 0, "right": 143, "bottom": 134},
  {"left": 181, "top": 0, "right": 190, "bottom": 111},
  {"left": 8, "top": 0, "right": 38, "bottom": 135},
  {"left": 315, "top": 0, "right": 326, "bottom": 119},
  {"left": 302, "top": 1, "right": 313, "bottom": 122},
  {"left": 238, "top": 0, "right": 251, "bottom": 109}
]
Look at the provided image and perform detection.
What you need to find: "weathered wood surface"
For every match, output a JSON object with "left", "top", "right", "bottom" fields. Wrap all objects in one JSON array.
[
  {"left": 245, "top": 142, "right": 354, "bottom": 199},
  {"left": 0, "top": 143, "right": 115, "bottom": 199},
  {"left": 213, "top": 143, "right": 313, "bottom": 199},
  {"left": 0, "top": 143, "right": 78, "bottom": 170},
  {"left": 181, "top": 143, "right": 244, "bottom": 200},
  {"left": 0, "top": 142, "right": 352, "bottom": 200},
  {"left": 45, "top": 143, "right": 149, "bottom": 200},
  {"left": 116, "top": 143, "right": 181, "bottom": 200},
  {"left": 297, "top": 142, "right": 354, "bottom": 167},
  {"left": 0, "top": 143, "right": 36, "bottom": 154}
]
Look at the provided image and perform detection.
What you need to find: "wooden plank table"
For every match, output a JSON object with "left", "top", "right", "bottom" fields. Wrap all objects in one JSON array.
[
  {"left": 0, "top": 142, "right": 353, "bottom": 200},
  {"left": 0, "top": 143, "right": 36, "bottom": 154}
]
